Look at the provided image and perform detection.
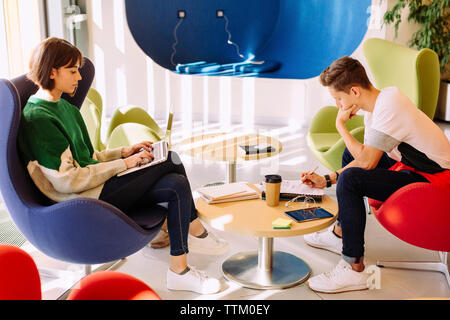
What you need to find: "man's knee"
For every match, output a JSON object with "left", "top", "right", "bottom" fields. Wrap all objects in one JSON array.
[{"left": 337, "top": 167, "right": 367, "bottom": 194}]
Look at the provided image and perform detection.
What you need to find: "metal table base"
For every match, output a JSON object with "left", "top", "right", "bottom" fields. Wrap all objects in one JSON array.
[
  {"left": 222, "top": 237, "right": 311, "bottom": 290},
  {"left": 227, "top": 161, "right": 236, "bottom": 183}
]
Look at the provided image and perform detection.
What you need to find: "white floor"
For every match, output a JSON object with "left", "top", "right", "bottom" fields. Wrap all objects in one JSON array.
[{"left": 4, "top": 120, "right": 450, "bottom": 300}]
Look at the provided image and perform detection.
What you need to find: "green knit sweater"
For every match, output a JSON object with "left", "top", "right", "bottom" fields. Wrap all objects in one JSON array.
[{"left": 18, "top": 96, "right": 127, "bottom": 202}]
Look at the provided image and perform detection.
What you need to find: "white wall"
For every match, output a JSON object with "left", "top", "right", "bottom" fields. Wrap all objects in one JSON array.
[
  {"left": 0, "top": 0, "right": 10, "bottom": 78},
  {"left": 86, "top": 0, "right": 416, "bottom": 138},
  {"left": 46, "top": 0, "right": 67, "bottom": 39}
]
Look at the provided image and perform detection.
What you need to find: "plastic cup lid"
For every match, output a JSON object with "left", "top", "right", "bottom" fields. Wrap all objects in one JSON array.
[{"left": 265, "top": 175, "right": 282, "bottom": 183}]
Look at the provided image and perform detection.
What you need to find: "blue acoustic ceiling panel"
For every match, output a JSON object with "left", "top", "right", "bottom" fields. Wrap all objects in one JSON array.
[{"left": 125, "top": 0, "right": 371, "bottom": 79}]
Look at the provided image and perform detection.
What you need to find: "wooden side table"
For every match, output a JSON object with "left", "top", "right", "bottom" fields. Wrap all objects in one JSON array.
[
  {"left": 180, "top": 133, "right": 282, "bottom": 183},
  {"left": 196, "top": 192, "right": 338, "bottom": 289}
]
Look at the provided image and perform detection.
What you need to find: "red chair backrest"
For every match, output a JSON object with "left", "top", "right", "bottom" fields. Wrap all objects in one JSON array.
[
  {"left": 0, "top": 244, "right": 41, "bottom": 300},
  {"left": 67, "top": 271, "right": 161, "bottom": 300}
]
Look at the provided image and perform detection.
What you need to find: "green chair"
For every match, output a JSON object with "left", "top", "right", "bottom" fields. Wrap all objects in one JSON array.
[
  {"left": 80, "top": 88, "right": 106, "bottom": 151},
  {"left": 363, "top": 38, "right": 440, "bottom": 120},
  {"left": 106, "top": 106, "right": 173, "bottom": 149},
  {"left": 106, "top": 122, "right": 162, "bottom": 149},
  {"left": 307, "top": 38, "right": 440, "bottom": 172},
  {"left": 86, "top": 86, "right": 104, "bottom": 117},
  {"left": 107, "top": 106, "right": 165, "bottom": 140},
  {"left": 307, "top": 109, "right": 365, "bottom": 172},
  {"left": 81, "top": 88, "right": 173, "bottom": 151}
]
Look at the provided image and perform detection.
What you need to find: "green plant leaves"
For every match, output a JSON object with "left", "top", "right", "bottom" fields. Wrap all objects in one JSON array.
[{"left": 383, "top": 0, "right": 449, "bottom": 72}]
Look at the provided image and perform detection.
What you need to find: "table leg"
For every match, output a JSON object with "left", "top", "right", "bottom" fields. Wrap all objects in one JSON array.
[
  {"left": 227, "top": 162, "right": 237, "bottom": 183},
  {"left": 222, "top": 237, "right": 311, "bottom": 290},
  {"left": 204, "top": 162, "right": 235, "bottom": 187},
  {"left": 258, "top": 238, "right": 273, "bottom": 271}
]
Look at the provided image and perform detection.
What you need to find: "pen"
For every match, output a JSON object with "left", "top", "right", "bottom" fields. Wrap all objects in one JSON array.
[
  {"left": 300, "top": 166, "right": 318, "bottom": 186},
  {"left": 300, "top": 166, "right": 319, "bottom": 186},
  {"left": 309, "top": 166, "right": 319, "bottom": 175}
]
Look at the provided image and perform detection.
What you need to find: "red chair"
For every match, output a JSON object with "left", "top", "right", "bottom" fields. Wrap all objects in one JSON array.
[
  {"left": 67, "top": 271, "right": 161, "bottom": 300},
  {"left": 0, "top": 244, "right": 161, "bottom": 300},
  {"left": 0, "top": 244, "right": 41, "bottom": 300},
  {"left": 369, "top": 183, "right": 450, "bottom": 288}
]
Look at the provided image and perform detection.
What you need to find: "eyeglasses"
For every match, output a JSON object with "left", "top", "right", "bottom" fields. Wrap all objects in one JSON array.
[{"left": 285, "top": 195, "right": 318, "bottom": 216}]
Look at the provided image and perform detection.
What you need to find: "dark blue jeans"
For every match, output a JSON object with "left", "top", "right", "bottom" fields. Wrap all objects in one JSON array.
[
  {"left": 99, "top": 152, "right": 197, "bottom": 256},
  {"left": 337, "top": 148, "right": 429, "bottom": 264}
]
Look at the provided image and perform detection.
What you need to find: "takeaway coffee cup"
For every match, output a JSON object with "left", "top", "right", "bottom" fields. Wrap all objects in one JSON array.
[{"left": 265, "top": 175, "right": 282, "bottom": 207}]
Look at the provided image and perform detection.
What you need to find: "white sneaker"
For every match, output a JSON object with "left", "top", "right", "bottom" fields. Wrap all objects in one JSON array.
[
  {"left": 307, "top": 260, "right": 369, "bottom": 294},
  {"left": 166, "top": 266, "right": 221, "bottom": 294},
  {"left": 188, "top": 232, "right": 229, "bottom": 255},
  {"left": 304, "top": 224, "right": 342, "bottom": 255}
]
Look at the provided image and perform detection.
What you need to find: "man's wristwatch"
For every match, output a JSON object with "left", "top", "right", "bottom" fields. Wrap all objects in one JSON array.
[{"left": 324, "top": 174, "right": 332, "bottom": 188}]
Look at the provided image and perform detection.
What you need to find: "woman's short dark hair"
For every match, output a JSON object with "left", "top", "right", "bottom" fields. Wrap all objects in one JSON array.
[
  {"left": 319, "top": 56, "right": 371, "bottom": 93},
  {"left": 27, "top": 37, "right": 84, "bottom": 90}
]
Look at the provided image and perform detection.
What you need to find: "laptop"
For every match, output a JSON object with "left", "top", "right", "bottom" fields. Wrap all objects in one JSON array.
[
  {"left": 117, "top": 140, "right": 169, "bottom": 177},
  {"left": 116, "top": 111, "right": 173, "bottom": 177}
]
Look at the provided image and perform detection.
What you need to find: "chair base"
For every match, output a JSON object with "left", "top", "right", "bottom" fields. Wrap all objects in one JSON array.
[
  {"left": 377, "top": 252, "right": 449, "bottom": 288},
  {"left": 364, "top": 197, "right": 373, "bottom": 215},
  {"left": 38, "top": 259, "right": 126, "bottom": 278},
  {"left": 38, "top": 259, "right": 126, "bottom": 300}
]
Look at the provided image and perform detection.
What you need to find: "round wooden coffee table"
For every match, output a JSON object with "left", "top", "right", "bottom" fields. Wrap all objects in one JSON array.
[
  {"left": 180, "top": 133, "right": 282, "bottom": 183},
  {"left": 196, "top": 191, "right": 338, "bottom": 289}
]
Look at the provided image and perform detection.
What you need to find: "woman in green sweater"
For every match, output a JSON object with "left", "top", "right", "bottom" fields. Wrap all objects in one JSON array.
[{"left": 18, "top": 37, "right": 228, "bottom": 295}]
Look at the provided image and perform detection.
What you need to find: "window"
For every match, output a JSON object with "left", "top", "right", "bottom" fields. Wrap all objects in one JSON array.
[{"left": 1, "top": 0, "right": 44, "bottom": 78}]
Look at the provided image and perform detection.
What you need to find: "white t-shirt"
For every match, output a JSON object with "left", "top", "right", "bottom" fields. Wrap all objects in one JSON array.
[{"left": 364, "top": 87, "right": 450, "bottom": 173}]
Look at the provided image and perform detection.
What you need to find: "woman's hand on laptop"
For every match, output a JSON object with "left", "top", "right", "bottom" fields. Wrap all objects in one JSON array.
[
  {"left": 124, "top": 149, "right": 154, "bottom": 169},
  {"left": 121, "top": 141, "right": 154, "bottom": 158}
]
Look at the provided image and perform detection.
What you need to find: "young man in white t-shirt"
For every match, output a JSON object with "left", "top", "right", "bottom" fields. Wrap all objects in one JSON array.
[{"left": 301, "top": 56, "right": 450, "bottom": 293}]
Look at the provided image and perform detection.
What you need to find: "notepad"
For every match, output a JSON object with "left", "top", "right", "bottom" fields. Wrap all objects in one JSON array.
[
  {"left": 279, "top": 180, "right": 324, "bottom": 196},
  {"left": 197, "top": 182, "right": 259, "bottom": 204},
  {"left": 272, "top": 218, "right": 294, "bottom": 229}
]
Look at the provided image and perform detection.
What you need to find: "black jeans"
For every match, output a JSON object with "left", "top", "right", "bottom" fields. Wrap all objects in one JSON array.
[
  {"left": 99, "top": 152, "right": 197, "bottom": 256},
  {"left": 337, "top": 148, "right": 429, "bottom": 264}
]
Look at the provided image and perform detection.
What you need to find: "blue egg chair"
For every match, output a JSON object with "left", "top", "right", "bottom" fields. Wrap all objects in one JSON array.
[
  {"left": 125, "top": 0, "right": 371, "bottom": 79},
  {"left": 0, "top": 58, "right": 166, "bottom": 282}
]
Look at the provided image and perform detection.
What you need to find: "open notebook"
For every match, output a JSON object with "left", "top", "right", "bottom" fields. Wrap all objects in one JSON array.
[{"left": 258, "top": 180, "right": 324, "bottom": 201}]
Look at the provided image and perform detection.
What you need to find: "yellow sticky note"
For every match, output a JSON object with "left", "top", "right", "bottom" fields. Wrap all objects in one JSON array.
[{"left": 272, "top": 218, "right": 293, "bottom": 228}]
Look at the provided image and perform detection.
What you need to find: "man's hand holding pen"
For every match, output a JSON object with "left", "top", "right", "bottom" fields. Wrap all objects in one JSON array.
[{"left": 300, "top": 166, "right": 328, "bottom": 189}]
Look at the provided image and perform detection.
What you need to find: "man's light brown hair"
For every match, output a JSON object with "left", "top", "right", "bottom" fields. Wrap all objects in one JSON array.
[
  {"left": 27, "top": 37, "right": 84, "bottom": 91},
  {"left": 320, "top": 56, "right": 371, "bottom": 93}
]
